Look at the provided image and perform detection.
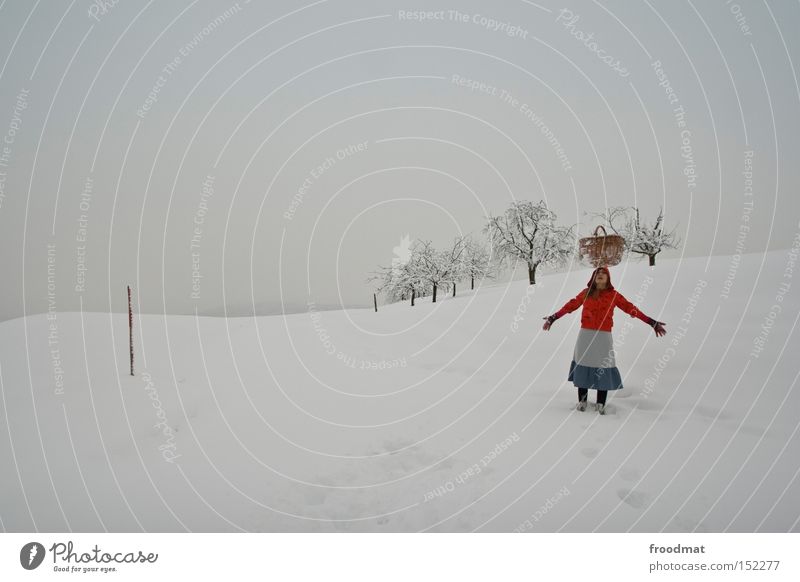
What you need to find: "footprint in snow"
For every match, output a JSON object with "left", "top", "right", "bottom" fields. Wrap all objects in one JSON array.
[
  {"left": 382, "top": 438, "right": 415, "bottom": 454},
  {"left": 630, "top": 398, "right": 662, "bottom": 412},
  {"left": 618, "top": 467, "right": 640, "bottom": 482},
  {"left": 671, "top": 515, "right": 711, "bottom": 532},
  {"left": 617, "top": 488, "right": 650, "bottom": 509},
  {"left": 581, "top": 447, "right": 599, "bottom": 459}
]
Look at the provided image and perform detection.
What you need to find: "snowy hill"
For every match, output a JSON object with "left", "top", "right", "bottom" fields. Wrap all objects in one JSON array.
[{"left": 1, "top": 250, "right": 799, "bottom": 532}]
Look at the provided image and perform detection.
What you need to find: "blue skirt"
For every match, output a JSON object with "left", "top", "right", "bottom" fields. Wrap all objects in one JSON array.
[{"left": 568, "top": 328, "right": 623, "bottom": 391}]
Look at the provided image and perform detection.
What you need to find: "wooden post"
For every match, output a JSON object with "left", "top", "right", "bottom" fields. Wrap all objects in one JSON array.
[
  {"left": 373, "top": 293, "right": 378, "bottom": 312},
  {"left": 128, "top": 285, "right": 134, "bottom": 376}
]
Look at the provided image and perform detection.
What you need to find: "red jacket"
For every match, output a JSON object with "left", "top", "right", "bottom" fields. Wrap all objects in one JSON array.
[{"left": 554, "top": 267, "right": 651, "bottom": 332}]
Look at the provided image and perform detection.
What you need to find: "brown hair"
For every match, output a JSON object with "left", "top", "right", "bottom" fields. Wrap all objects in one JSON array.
[{"left": 587, "top": 267, "right": 610, "bottom": 299}]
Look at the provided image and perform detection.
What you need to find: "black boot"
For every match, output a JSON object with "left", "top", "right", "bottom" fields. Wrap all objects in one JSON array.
[
  {"left": 596, "top": 390, "right": 608, "bottom": 414},
  {"left": 577, "top": 388, "right": 588, "bottom": 411}
]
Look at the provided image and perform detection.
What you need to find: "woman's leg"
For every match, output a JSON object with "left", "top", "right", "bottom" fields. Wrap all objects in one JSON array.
[
  {"left": 578, "top": 388, "right": 588, "bottom": 403},
  {"left": 597, "top": 390, "right": 608, "bottom": 405}
]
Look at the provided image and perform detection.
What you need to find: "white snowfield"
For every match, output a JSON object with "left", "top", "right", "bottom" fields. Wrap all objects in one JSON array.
[{"left": 1, "top": 250, "right": 798, "bottom": 532}]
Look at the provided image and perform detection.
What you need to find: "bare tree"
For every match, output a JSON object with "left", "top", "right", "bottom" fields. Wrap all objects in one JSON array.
[
  {"left": 461, "top": 234, "right": 494, "bottom": 291},
  {"left": 366, "top": 265, "right": 394, "bottom": 304},
  {"left": 629, "top": 208, "right": 680, "bottom": 266},
  {"left": 395, "top": 255, "right": 429, "bottom": 305},
  {"left": 585, "top": 206, "right": 631, "bottom": 238},
  {"left": 414, "top": 237, "right": 467, "bottom": 303},
  {"left": 587, "top": 206, "right": 680, "bottom": 266},
  {"left": 484, "top": 200, "right": 575, "bottom": 284},
  {"left": 444, "top": 235, "right": 472, "bottom": 297},
  {"left": 367, "top": 253, "right": 428, "bottom": 307}
]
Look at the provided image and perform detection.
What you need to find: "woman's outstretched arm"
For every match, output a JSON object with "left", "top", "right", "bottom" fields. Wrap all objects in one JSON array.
[
  {"left": 613, "top": 292, "right": 651, "bottom": 323},
  {"left": 554, "top": 290, "right": 588, "bottom": 319},
  {"left": 543, "top": 290, "right": 587, "bottom": 330},
  {"left": 614, "top": 292, "right": 666, "bottom": 336}
]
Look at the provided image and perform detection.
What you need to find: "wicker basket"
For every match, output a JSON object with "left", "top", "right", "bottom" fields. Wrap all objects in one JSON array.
[{"left": 579, "top": 225, "right": 626, "bottom": 267}]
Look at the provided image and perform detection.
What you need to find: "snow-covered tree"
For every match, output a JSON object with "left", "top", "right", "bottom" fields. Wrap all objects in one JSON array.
[
  {"left": 587, "top": 206, "right": 680, "bottom": 266},
  {"left": 629, "top": 208, "right": 680, "bottom": 266},
  {"left": 366, "top": 264, "right": 394, "bottom": 303},
  {"left": 461, "top": 234, "right": 494, "bottom": 291},
  {"left": 484, "top": 200, "right": 575, "bottom": 284},
  {"left": 367, "top": 248, "right": 428, "bottom": 306},
  {"left": 402, "top": 251, "right": 434, "bottom": 305},
  {"left": 585, "top": 206, "right": 630, "bottom": 239},
  {"left": 414, "top": 237, "right": 467, "bottom": 303}
]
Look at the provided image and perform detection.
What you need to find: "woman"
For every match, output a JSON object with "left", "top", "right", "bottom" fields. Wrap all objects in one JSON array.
[{"left": 542, "top": 266, "right": 666, "bottom": 414}]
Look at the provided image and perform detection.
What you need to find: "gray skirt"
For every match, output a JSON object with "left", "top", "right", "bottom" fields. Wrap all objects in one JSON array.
[
  {"left": 573, "top": 328, "right": 616, "bottom": 367},
  {"left": 568, "top": 328, "right": 623, "bottom": 390}
]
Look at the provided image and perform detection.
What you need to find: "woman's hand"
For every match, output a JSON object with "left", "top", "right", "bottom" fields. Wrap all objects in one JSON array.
[
  {"left": 646, "top": 317, "right": 667, "bottom": 337},
  {"left": 542, "top": 315, "right": 556, "bottom": 331}
]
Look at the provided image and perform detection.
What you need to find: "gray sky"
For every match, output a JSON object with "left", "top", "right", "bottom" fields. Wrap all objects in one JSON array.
[{"left": 0, "top": 0, "right": 798, "bottom": 321}]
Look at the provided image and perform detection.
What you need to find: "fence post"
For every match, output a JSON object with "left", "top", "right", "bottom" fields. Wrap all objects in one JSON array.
[{"left": 128, "top": 285, "right": 134, "bottom": 376}]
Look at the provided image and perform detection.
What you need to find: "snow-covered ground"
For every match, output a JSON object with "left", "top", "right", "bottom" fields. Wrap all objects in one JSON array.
[{"left": 1, "top": 250, "right": 799, "bottom": 532}]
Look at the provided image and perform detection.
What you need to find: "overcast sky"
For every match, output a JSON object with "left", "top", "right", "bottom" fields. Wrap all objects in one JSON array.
[{"left": 0, "top": 0, "right": 798, "bottom": 321}]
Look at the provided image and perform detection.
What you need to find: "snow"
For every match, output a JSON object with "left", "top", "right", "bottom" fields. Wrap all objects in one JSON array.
[{"left": 1, "top": 250, "right": 799, "bottom": 532}]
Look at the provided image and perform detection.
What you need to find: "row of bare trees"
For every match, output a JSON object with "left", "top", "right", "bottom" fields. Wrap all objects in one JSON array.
[
  {"left": 368, "top": 201, "right": 680, "bottom": 307},
  {"left": 369, "top": 235, "right": 494, "bottom": 306}
]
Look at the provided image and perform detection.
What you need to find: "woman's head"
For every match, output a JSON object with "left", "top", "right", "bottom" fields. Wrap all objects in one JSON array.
[{"left": 588, "top": 266, "right": 612, "bottom": 296}]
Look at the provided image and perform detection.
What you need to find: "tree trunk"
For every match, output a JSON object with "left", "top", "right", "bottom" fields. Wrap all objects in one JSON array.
[
  {"left": 433, "top": 283, "right": 438, "bottom": 303},
  {"left": 452, "top": 282, "right": 456, "bottom": 297},
  {"left": 471, "top": 276, "right": 474, "bottom": 290},
  {"left": 373, "top": 293, "right": 377, "bottom": 312},
  {"left": 411, "top": 289, "right": 415, "bottom": 307},
  {"left": 649, "top": 254, "right": 656, "bottom": 266},
  {"left": 528, "top": 264, "right": 537, "bottom": 285}
]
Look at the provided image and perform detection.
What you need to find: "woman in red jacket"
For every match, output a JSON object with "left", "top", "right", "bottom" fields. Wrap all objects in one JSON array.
[{"left": 542, "top": 266, "right": 666, "bottom": 414}]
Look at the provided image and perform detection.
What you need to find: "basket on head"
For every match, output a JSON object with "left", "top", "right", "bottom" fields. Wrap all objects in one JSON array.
[{"left": 578, "top": 225, "right": 626, "bottom": 267}]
